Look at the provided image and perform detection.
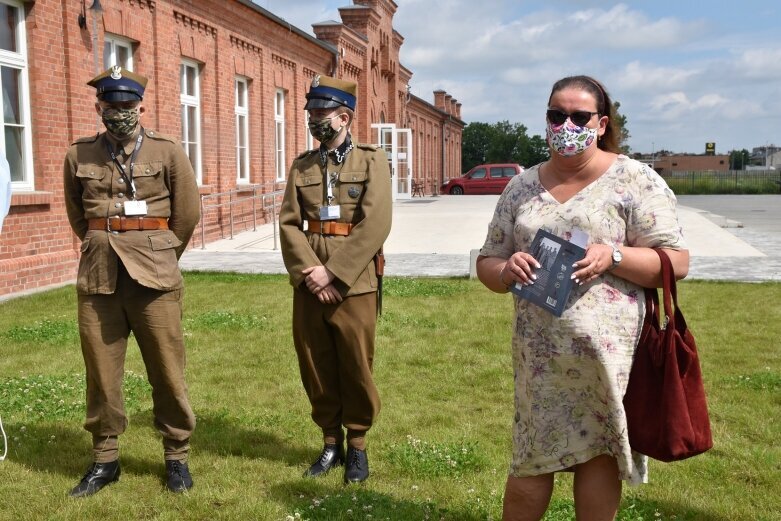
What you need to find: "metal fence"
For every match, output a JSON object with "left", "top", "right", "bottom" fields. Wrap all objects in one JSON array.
[
  {"left": 660, "top": 170, "right": 781, "bottom": 194},
  {"left": 199, "top": 183, "right": 285, "bottom": 249}
]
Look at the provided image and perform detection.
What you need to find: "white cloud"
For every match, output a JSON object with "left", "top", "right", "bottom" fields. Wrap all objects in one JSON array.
[
  {"left": 257, "top": 0, "right": 781, "bottom": 152},
  {"left": 731, "top": 48, "right": 781, "bottom": 81},
  {"left": 614, "top": 61, "right": 701, "bottom": 91}
]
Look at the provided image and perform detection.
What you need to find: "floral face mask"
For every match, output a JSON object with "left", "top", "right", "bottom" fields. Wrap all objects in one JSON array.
[{"left": 546, "top": 120, "right": 598, "bottom": 157}]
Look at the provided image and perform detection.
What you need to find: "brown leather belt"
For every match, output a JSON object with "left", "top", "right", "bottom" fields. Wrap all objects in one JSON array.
[
  {"left": 307, "top": 220, "right": 353, "bottom": 236},
  {"left": 88, "top": 216, "right": 169, "bottom": 232}
]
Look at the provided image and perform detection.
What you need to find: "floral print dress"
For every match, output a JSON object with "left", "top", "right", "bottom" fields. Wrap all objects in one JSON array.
[{"left": 479, "top": 156, "right": 686, "bottom": 485}]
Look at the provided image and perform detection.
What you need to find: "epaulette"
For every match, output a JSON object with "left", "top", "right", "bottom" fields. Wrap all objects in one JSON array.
[
  {"left": 144, "top": 129, "right": 177, "bottom": 144},
  {"left": 296, "top": 149, "right": 318, "bottom": 160},
  {"left": 72, "top": 133, "right": 100, "bottom": 145},
  {"left": 355, "top": 143, "right": 379, "bottom": 151}
]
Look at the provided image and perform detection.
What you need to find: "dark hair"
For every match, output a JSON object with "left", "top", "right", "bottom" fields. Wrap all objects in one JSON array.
[{"left": 548, "top": 75, "right": 621, "bottom": 154}]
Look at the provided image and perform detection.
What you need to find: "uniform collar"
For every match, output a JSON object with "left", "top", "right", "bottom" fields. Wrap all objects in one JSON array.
[
  {"left": 104, "top": 126, "right": 142, "bottom": 156},
  {"left": 319, "top": 134, "right": 353, "bottom": 166}
]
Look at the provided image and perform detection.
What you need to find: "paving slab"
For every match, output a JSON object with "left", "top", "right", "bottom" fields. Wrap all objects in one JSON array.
[{"left": 180, "top": 195, "right": 781, "bottom": 281}]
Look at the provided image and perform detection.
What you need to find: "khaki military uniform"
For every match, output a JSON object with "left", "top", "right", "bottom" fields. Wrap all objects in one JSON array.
[
  {"left": 63, "top": 127, "right": 200, "bottom": 463},
  {"left": 280, "top": 138, "right": 392, "bottom": 447}
]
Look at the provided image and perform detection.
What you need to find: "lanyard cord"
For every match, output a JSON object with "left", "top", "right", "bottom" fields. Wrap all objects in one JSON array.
[
  {"left": 106, "top": 128, "right": 144, "bottom": 199},
  {"left": 324, "top": 151, "right": 350, "bottom": 206}
]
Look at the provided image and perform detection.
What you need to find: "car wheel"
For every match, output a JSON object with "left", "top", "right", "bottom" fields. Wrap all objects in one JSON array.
[{"left": 450, "top": 186, "right": 464, "bottom": 195}]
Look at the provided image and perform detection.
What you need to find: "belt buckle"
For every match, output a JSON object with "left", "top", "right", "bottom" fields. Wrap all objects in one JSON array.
[{"left": 106, "top": 216, "right": 121, "bottom": 232}]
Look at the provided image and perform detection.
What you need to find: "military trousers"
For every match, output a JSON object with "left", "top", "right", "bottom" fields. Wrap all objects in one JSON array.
[
  {"left": 292, "top": 289, "right": 380, "bottom": 443},
  {"left": 77, "top": 262, "right": 195, "bottom": 463}
]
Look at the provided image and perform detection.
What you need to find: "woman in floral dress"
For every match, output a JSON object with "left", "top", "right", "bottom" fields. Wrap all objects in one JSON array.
[{"left": 476, "top": 75, "right": 690, "bottom": 521}]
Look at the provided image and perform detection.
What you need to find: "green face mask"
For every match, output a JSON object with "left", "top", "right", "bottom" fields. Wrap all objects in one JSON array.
[
  {"left": 308, "top": 114, "right": 344, "bottom": 144},
  {"left": 101, "top": 107, "right": 140, "bottom": 138}
]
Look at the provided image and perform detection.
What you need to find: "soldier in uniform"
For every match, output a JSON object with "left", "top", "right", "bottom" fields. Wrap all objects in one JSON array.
[
  {"left": 280, "top": 74, "right": 392, "bottom": 484},
  {"left": 63, "top": 66, "right": 200, "bottom": 497}
]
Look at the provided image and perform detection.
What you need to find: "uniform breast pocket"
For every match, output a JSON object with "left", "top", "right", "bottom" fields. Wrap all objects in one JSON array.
[
  {"left": 295, "top": 174, "right": 323, "bottom": 211},
  {"left": 338, "top": 171, "right": 367, "bottom": 205},
  {"left": 75, "top": 165, "right": 110, "bottom": 199},
  {"left": 132, "top": 161, "right": 165, "bottom": 200}
]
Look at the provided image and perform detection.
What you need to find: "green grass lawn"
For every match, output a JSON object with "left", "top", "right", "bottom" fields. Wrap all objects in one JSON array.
[{"left": 0, "top": 274, "right": 779, "bottom": 520}]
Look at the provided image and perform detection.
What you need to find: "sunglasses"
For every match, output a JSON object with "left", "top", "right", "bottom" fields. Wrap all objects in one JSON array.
[{"left": 546, "top": 109, "right": 599, "bottom": 127}]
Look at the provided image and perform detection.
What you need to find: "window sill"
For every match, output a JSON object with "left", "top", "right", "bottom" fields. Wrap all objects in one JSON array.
[{"left": 11, "top": 191, "right": 53, "bottom": 207}]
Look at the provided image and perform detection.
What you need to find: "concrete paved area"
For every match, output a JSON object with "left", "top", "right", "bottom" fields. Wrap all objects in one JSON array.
[{"left": 180, "top": 194, "right": 781, "bottom": 282}]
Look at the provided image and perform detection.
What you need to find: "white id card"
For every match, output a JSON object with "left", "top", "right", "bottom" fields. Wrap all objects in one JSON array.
[
  {"left": 124, "top": 200, "right": 148, "bottom": 216},
  {"left": 319, "top": 205, "right": 341, "bottom": 220}
]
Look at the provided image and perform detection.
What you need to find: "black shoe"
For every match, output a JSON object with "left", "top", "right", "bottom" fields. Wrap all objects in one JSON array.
[
  {"left": 303, "top": 443, "right": 345, "bottom": 477},
  {"left": 166, "top": 460, "right": 193, "bottom": 492},
  {"left": 69, "top": 460, "right": 121, "bottom": 498},
  {"left": 344, "top": 446, "right": 369, "bottom": 484}
]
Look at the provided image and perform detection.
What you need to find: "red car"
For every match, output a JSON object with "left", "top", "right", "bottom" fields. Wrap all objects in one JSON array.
[{"left": 441, "top": 163, "right": 524, "bottom": 195}]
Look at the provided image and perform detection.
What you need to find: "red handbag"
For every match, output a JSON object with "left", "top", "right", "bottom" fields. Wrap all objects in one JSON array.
[{"left": 623, "top": 249, "right": 713, "bottom": 462}]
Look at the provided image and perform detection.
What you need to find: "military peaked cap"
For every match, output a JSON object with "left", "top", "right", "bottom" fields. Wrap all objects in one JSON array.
[
  {"left": 88, "top": 66, "right": 148, "bottom": 102},
  {"left": 304, "top": 74, "right": 357, "bottom": 111}
]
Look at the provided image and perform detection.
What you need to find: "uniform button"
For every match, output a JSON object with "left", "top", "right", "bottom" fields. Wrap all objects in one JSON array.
[
  {"left": 117, "top": 192, "right": 124, "bottom": 198},
  {"left": 145, "top": 169, "right": 150, "bottom": 173},
  {"left": 118, "top": 178, "right": 125, "bottom": 184},
  {"left": 111, "top": 230, "right": 119, "bottom": 235},
  {"left": 148, "top": 131, "right": 154, "bottom": 136},
  {"left": 114, "top": 202, "right": 122, "bottom": 208},
  {"left": 167, "top": 239, "right": 172, "bottom": 244},
  {"left": 89, "top": 172, "right": 95, "bottom": 177}
]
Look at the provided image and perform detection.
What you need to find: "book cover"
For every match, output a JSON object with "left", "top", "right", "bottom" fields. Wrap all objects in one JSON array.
[{"left": 510, "top": 229, "right": 586, "bottom": 317}]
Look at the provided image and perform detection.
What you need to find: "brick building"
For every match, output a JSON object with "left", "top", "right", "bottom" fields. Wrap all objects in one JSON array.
[
  {"left": 0, "top": 0, "right": 464, "bottom": 298},
  {"left": 652, "top": 154, "right": 729, "bottom": 174}
]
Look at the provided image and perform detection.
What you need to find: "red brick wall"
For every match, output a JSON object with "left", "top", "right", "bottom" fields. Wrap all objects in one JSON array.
[{"left": 0, "top": 0, "right": 463, "bottom": 298}]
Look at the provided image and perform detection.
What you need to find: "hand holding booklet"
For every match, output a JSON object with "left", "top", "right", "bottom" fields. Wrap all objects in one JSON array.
[{"left": 510, "top": 229, "right": 586, "bottom": 317}]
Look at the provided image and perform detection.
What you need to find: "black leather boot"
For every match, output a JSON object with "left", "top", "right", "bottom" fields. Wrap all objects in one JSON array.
[
  {"left": 166, "top": 460, "right": 194, "bottom": 492},
  {"left": 69, "top": 460, "right": 121, "bottom": 498},
  {"left": 303, "top": 443, "right": 345, "bottom": 477},
  {"left": 344, "top": 446, "right": 369, "bottom": 484}
]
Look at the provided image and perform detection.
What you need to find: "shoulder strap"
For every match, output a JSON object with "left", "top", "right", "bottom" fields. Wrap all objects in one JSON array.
[{"left": 654, "top": 248, "right": 687, "bottom": 332}]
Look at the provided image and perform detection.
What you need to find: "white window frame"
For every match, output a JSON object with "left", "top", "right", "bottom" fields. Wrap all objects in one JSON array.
[
  {"left": 103, "top": 34, "right": 133, "bottom": 70},
  {"left": 274, "top": 89, "right": 286, "bottom": 182},
  {"left": 180, "top": 60, "right": 202, "bottom": 184},
  {"left": 235, "top": 77, "right": 250, "bottom": 184},
  {"left": 1, "top": 0, "right": 34, "bottom": 191}
]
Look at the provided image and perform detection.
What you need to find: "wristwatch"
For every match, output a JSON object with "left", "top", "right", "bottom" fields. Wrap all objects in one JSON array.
[{"left": 610, "top": 245, "right": 623, "bottom": 270}]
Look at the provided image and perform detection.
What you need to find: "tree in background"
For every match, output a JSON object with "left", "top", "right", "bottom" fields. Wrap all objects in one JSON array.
[
  {"left": 611, "top": 101, "right": 631, "bottom": 155},
  {"left": 461, "top": 122, "right": 494, "bottom": 171},
  {"left": 461, "top": 121, "right": 549, "bottom": 172},
  {"left": 729, "top": 149, "right": 750, "bottom": 170}
]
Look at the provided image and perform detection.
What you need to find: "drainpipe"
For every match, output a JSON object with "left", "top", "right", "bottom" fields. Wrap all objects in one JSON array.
[{"left": 440, "top": 115, "right": 454, "bottom": 188}]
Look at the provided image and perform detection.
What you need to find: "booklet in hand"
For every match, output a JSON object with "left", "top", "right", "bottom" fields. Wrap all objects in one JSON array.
[{"left": 510, "top": 229, "right": 586, "bottom": 317}]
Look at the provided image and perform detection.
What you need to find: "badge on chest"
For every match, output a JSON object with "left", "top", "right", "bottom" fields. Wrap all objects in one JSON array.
[
  {"left": 320, "top": 171, "right": 341, "bottom": 220},
  {"left": 319, "top": 204, "right": 341, "bottom": 220},
  {"left": 124, "top": 200, "right": 148, "bottom": 216}
]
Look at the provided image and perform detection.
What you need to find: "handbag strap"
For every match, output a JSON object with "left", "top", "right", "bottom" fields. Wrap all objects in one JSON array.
[{"left": 653, "top": 249, "right": 687, "bottom": 331}]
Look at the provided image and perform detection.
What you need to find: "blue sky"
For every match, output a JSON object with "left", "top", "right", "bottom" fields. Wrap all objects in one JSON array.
[{"left": 259, "top": 0, "right": 781, "bottom": 155}]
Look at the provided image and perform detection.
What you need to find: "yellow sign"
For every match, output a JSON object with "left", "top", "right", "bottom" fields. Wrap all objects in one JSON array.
[{"left": 705, "top": 142, "right": 716, "bottom": 155}]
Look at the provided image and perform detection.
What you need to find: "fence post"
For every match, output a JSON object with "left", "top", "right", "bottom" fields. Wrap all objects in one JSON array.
[
  {"left": 252, "top": 186, "right": 257, "bottom": 231},
  {"left": 272, "top": 192, "right": 279, "bottom": 251},
  {"left": 199, "top": 195, "right": 206, "bottom": 250},
  {"left": 229, "top": 190, "right": 234, "bottom": 239}
]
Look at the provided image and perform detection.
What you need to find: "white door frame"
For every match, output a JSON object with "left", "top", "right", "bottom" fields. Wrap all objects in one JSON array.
[{"left": 372, "top": 123, "right": 413, "bottom": 201}]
